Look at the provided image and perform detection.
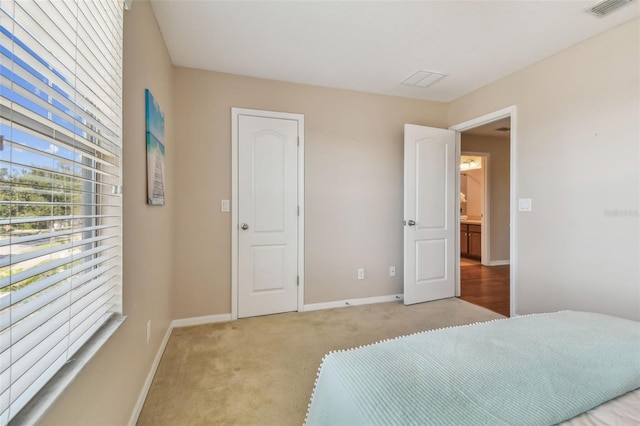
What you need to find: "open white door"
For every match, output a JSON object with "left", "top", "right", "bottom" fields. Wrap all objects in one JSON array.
[{"left": 404, "top": 124, "right": 456, "bottom": 305}]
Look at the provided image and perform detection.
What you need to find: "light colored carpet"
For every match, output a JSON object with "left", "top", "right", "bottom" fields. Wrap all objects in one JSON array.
[{"left": 137, "top": 297, "right": 503, "bottom": 426}]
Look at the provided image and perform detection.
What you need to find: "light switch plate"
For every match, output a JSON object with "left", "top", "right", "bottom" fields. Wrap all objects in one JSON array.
[
  {"left": 221, "top": 199, "right": 230, "bottom": 212},
  {"left": 518, "top": 198, "right": 532, "bottom": 212}
]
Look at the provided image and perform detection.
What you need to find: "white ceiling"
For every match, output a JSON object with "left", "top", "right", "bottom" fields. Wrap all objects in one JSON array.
[
  {"left": 150, "top": 0, "right": 639, "bottom": 102},
  {"left": 464, "top": 117, "right": 510, "bottom": 138}
]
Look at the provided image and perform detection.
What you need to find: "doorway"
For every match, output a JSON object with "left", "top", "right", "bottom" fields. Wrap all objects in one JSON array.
[
  {"left": 231, "top": 108, "right": 305, "bottom": 319},
  {"left": 459, "top": 153, "right": 488, "bottom": 264},
  {"left": 450, "top": 107, "right": 516, "bottom": 317}
]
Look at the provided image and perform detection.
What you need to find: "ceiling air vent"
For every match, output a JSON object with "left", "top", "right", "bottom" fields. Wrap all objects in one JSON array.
[
  {"left": 587, "top": 0, "right": 634, "bottom": 17},
  {"left": 401, "top": 71, "right": 447, "bottom": 88},
  {"left": 495, "top": 127, "right": 510, "bottom": 132}
]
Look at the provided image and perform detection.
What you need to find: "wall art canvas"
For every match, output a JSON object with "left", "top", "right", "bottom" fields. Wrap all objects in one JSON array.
[{"left": 145, "top": 89, "right": 166, "bottom": 205}]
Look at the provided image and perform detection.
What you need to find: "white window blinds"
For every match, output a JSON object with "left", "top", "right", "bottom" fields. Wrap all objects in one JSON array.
[{"left": 0, "top": 0, "right": 123, "bottom": 423}]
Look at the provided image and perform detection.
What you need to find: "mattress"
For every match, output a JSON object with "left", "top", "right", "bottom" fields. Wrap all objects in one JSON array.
[{"left": 306, "top": 311, "right": 640, "bottom": 425}]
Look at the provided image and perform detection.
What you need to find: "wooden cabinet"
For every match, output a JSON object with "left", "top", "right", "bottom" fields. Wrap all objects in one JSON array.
[
  {"left": 460, "top": 228, "right": 468, "bottom": 254},
  {"left": 461, "top": 223, "right": 481, "bottom": 259},
  {"left": 468, "top": 225, "right": 482, "bottom": 258}
]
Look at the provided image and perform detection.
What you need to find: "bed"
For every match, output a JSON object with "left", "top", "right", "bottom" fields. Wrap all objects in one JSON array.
[{"left": 305, "top": 311, "right": 640, "bottom": 425}]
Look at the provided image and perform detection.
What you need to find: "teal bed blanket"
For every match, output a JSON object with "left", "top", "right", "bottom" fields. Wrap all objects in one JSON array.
[{"left": 305, "top": 311, "right": 640, "bottom": 425}]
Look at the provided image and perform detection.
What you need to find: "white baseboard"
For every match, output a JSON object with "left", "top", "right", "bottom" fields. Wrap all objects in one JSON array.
[
  {"left": 171, "top": 313, "right": 232, "bottom": 328},
  {"left": 128, "top": 324, "right": 173, "bottom": 426},
  {"left": 484, "top": 260, "right": 510, "bottom": 266},
  {"left": 303, "top": 294, "right": 404, "bottom": 312}
]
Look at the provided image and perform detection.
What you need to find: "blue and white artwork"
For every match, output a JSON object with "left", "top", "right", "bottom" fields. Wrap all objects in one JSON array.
[{"left": 145, "top": 89, "right": 166, "bottom": 205}]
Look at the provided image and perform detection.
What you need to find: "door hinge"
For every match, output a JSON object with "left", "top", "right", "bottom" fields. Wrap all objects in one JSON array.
[
  {"left": 297, "top": 276, "right": 300, "bottom": 286},
  {"left": 297, "top": 136, "right": 300, "bottom": 146},
  {"left": 297, "top": 206, "right": 300, "bottom": 216}
]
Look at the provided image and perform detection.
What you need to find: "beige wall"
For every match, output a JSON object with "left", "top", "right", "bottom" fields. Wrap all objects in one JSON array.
[
  {"left": 39, "top": 1, "right": 175, "bottom": 424},
  {"left": 462, "top": 134, "right": 510, "bottom": 262},
  {"left": 35, "top": 10, "right": 640, "bottom": 425},
  {"left": 449, "top": 19, "right": 640, "bottom": 320},
  {"left": 172, "top": 69, "right": 447, "bottom": 317}
]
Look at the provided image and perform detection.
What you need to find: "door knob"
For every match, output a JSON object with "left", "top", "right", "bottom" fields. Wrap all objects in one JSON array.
[
  {"left": 241, "top": 223, "right": 249, "bottom": 230},
  {"left": 407, "top": 220, "right": 416, "bottom": 226}
]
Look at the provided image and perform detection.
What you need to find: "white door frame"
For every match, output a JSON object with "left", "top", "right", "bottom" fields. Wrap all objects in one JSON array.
[
  {"left": 231, "top": 108, "right": 305, "bottom": 320},
  {"left": 450, "top": 105, "right": 517, "bottom": 317}
]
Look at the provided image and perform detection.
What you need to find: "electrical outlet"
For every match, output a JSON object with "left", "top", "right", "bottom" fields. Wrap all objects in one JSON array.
[
  {"left": 146, "top": 320, "right": 151, "bottom": 344},
  {"left": 357, "top": 268, "right": 365, "bottom": 280},
  {"left": 389, "top": 266, "right": 396, "bottom": 277}
]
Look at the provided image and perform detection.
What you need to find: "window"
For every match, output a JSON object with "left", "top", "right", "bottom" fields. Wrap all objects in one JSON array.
[{"left": 0, "top": 0, "right": 123, "bottom": 423}]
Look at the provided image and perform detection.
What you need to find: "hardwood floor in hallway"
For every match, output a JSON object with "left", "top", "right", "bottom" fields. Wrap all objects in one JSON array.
[{"left": 459, "top": 263, "right": 510, "bottom": 317}]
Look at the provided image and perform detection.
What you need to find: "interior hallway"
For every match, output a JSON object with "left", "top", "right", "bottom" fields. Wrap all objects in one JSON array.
[{"left": 459, "top": 261, "right": 510, "bottom": 317}]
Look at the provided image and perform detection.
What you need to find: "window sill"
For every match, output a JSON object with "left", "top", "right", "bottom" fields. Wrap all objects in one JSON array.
[{"left": 9, "top": 316, "right": 127, "bottom": 426}]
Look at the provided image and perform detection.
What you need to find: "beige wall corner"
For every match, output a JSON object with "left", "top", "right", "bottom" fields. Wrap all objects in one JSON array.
[
  {"left": 172, "top": 70, "right": 448, "bottom": 318},
  {"left": 38, "top": 1, "right": 176, "bottom": 424},
  {"left": 449, "top": 19, "right": 640, "bottom": 320}
]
